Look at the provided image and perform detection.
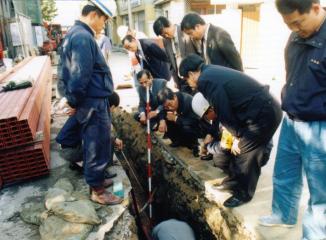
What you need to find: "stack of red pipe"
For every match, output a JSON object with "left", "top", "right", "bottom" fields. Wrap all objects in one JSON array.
[{"left": 0, "top": 56, "right": 52, "bottom": 188}]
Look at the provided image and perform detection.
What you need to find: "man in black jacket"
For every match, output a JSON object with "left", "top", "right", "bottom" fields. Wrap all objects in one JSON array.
[
  {"left": 153, "top": 16, "right": 197, "bottom": 94},
  {"left": 179, "top": 54, "right": 282, "bottom": 207},
  {"left": 157, "top": 87, "right": 203, "bottom": 157},
  {"left": 122, "top": 35, "right": 171, "bottom": 81},
  {"left": 134, "top": 70, "right": 166, "bottom": 129},
  {"left": 181, "top": 13, "right": 243, "bottom": 71}
]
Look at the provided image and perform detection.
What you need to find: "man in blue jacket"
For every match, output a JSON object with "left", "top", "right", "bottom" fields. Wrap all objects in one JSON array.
[
  {"left": 259, "top": 1, "right": 326, "bottom": 239},
  {"left": 57, "top": 1, "right": 122, "bottom": 205}
]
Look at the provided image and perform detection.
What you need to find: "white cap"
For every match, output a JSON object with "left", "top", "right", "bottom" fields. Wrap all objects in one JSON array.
[
  {"left": 117, "top": 25, "right": 129, "bottom": 40},
  {"left": 192, "top": 92, "right": 210, "bottom": 118},
  {"left": 88, "top": 0, "right": 117, "bottom": 18}
]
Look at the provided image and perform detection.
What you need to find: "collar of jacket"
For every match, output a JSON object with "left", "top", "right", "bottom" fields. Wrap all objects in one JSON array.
[
  {"left": 176, "top": 92, "right": 184, "bottom": 114},
  {"left": 204, "top": 23, "right": 210, "bottom": 42},
  {"left": 136, "top": 40, "right": 148, "bottom": 64},
  {"left": 291, "top": 18, "right": 326, "bottom": 48},
  {"left": 75, "top": 20, "right": 95, "bottom": 37},
  {"left": 200, "top": 63, "right": 208, "bottom": 73},
  {"left": 197, "top": 64, "right": 210, "bottom": 93}
]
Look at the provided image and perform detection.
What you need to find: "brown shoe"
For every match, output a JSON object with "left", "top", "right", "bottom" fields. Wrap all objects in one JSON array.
[
  {"left": 103, "top": 179, "right": 114, "bottom": 188},
  {"left": 90, "top": 187, "right": 123, "bottom": 205}
]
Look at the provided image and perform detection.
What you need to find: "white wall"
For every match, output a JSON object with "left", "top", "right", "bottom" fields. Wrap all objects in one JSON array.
[
  {"left": 52, "top": 0, "right": 83, "bottom": 27},
  {"left": 202, "top": 9, "right": 242, "bottom": 52}
]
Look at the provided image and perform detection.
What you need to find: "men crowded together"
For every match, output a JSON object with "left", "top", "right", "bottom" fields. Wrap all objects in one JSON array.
[{"left": 56, "top": 0, "right": 325, "bottom": 239}]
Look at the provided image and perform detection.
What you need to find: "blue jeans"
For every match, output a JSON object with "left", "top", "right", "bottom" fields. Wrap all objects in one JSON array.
[{"left": 272, "top": 116, "right": 326, "bottom": 240}]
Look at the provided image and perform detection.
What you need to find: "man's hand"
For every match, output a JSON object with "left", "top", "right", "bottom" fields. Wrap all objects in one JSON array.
[
  {"left": 64, "top": 103, "right": 76, "bottom": 116},
  {"left": 148, "top": 110, "right": 158, "bottom": 119},
  {"left": 158, "top": 120, "right": 167, "bottom": 133},
  {"left": 231, "top": 138, "right": 241, "bottom": 155},
  {"left": 166, "top": 111, "right": 177, "bottom": 122},
  {"left": 204, "top": 134, "right": 213, "bottom": 145},
  {"left": 140, "top": 113, "right": 147, "bottom": 124},
  {"left": 114, "top": 138, "right": 123, "bottom": 150}
]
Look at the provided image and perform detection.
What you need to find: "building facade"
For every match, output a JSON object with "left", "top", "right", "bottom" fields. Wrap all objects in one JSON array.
[
  {"left": 0, "top": 0, "right": 43, "bottom": 59},
  {"left": 113, "top": 0, "right": 156, "bottom": 44}
]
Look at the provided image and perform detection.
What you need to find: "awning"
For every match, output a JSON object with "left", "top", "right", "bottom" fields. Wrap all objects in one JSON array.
[
  {"left": 211, "top": 0, "right": 264, "bottom": 4},
  {"left": 154, "top": 0, "right": 171, "bottom": 6}
]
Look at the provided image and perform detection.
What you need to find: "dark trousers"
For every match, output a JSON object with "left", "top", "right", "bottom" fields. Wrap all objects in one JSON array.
[
  {"left": 57, "top": 98, "right": 112, "bottom": 187},
  {"left": 82, "top": 109, "right": 111, "bottom": 187},
  {"left": 56, "top": 115, "right": 81, "bottom": 148},
  {"left": 166, "top": 119, "right": 202, "bottom": 148},
  {"left": 224, "top": 98, "right": 282, "bottom": 198}
]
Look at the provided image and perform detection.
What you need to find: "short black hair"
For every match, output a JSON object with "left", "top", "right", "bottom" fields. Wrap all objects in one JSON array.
[
  {"left": 179, "top": 54, "right": 204, "bottom": 78},
  {"left": 153, "top": 16, "right": 171, "bottom": 36},
  {"left": 276, "top": 0, "right": 319, "bottom": 15},
  {"left": 121, "top": 34, "right": 135, "bottom": 45},
  {"left": 136, "top": 69, "right": 152, "bottom": 81},
  {"left": 157, "top": 87, "right": 175, "bottom": 104},
  {"left": 108, "top": 91, "right": 120, "bottom": 107},
  {"left": 82, "top": 4, "right": 106, "bottom": 17},
  {"left": 181, "top": 13, "right": 205, "bottom": 31}
]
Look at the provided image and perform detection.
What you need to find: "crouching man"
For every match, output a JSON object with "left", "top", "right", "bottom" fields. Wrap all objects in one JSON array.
[
  {"left": 192, "top": 92, "right": 234, "bottom": 171},
  {"left": 180, "top": 54, "right": 282, "bottom": 207},
  {"left": 134, "top": 69, "right": 167, "bottom": 130},
  {"left": 157, "top": 87, "right": 203, "bottom": 157}
]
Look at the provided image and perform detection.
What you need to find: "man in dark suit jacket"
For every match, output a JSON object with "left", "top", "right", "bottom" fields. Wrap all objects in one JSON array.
[
  {"left": 157, "top": 87, "right": 204, "bottom": 157},
  {"left": 179, "top": 54, "right": 282, "bottom": 207},
  {"left": 122, "top": 35, "right": 171, "bottom": 81},
  {"left": 181, "top": 13, "right": 243, "bottom": 71},
  {"left": 153, "top": 16, "right": 197, "bottom": 94},
  {"left": 134, "top": 70, "right": 167, "bottom": 129}
]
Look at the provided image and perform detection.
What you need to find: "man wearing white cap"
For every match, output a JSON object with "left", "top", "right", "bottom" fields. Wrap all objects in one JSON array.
[
  {"left": 192, "top": 92, "right": 234, "bottom": 167},
  {"left": 57, "top": 0, "right": 122, "bottom": 205}
]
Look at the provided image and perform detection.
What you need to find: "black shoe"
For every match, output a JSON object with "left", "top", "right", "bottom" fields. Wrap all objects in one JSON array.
[
  {"left": 69, "top": 162, "right": 83, "bottom": 173},
  {"left": 223, "top": 194, "right": 251, "bottom": 208},
  {"left": 200, "top": 153, "right": 213, "bottom": 161},
  {"left": 192, "top": 146, "right": 199, "bottom": 158},
  {"left": 104, "top": 171, "right": 117, "bottom": 179},
  {"left": 169, "top": 141, "right": 181, "bottom": 148}
]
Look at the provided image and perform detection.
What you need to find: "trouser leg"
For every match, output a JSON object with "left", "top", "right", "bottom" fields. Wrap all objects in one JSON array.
[
  {"left": 56, "top": 115, "right": 82, "bottom": 147},
  {"left": 231, "top": 99, "right": 281, "bottom": 198},
  {"left": 233, "top": 143, "right": 272, "bottom": 198},
  {"left": 82, "top": 110, "right": 111, "bottom": 187},
  {"left": 272, "top": 117, "right": 303, "bottom": 225},
  {"left": 208, "top": 142, "right": 233, "bottom": 173},
  {"left": 299, "top": 121, "right": 326, "bottom": 240}
]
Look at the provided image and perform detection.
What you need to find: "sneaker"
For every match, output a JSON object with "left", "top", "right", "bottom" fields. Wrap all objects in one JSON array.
[{"left": 258, "top": 215, "right": 295, "bottom": 228}]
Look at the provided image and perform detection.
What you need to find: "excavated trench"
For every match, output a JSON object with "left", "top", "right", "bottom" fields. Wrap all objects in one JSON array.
[{"left": 112, "top": 108, "right": 256, "bottom": 240}]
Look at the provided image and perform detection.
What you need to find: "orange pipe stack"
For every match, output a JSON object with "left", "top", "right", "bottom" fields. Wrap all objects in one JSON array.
[{"left": 0, "top": 56, "right": 52, "bottom": 188}]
